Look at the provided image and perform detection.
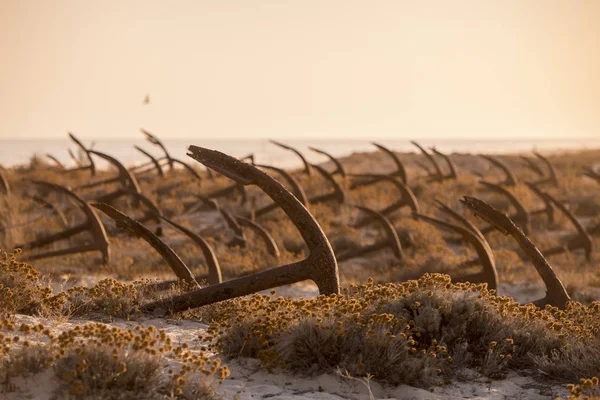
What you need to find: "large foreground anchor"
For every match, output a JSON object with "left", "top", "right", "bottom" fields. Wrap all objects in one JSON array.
[
  {"left": 14, "top": 181, "right": 110, "bottom": 264},
  {"left": 461, "top": 196, "right": 570, "bottom": 309},
  {"left": 142, "top": 146, "right": 339, "bottom": 313}
]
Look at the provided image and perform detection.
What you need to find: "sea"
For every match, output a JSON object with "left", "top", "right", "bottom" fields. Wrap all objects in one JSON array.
[{"left": 1, "top": 138, "right": 599, "bottom": 170}]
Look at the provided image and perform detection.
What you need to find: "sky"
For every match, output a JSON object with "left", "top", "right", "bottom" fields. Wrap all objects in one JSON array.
[{"left": 0, "top": 1, "right": 599, "bottom": 140}]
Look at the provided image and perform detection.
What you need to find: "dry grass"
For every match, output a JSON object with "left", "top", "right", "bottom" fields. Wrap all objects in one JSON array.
[
  {"left": 1, "top": 147, "right": 600, "bottom": 395},
  {"left": 0, "top": 319, "right": 228, "bottom": 399},
  {"left": 205, "top": 274, "right": 600, "bottom": 388},
  {"left": 2, "top": 150, "right": 599, "bottom": 295},
  {"left": 0, "top": 249, "right": 196, "bottom": 322},
  {"left": 564, "top": 377, "right": 600, "bottom": 399}
]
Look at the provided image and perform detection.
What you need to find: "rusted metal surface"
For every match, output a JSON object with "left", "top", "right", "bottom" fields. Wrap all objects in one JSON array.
[
  {"left": 182, "top": 194, "right": 220, "bottom": 215},
  {"left": 308, "top": 164, "right": 345, "bottom": 205},
  {"left": 235, "top": 215, "right": 280, "bottom": 258},
  {"left": 520, "top": 155, "right": 545, "bottom": 178},
  {"left": 63, "top": 133, "right": 96, "bottom": 176},
  {"left": 525, "top": 183, "right": 555, "bottom": 225},
  {"left": 338, "top": 206, "right": 403, "bottom": 263},
  {"left": 351, "top": 143, "right": 407, "bottom": 187},
  {"left": 269, "top": 140, "right": 312, "bottom": 176},
  {"left": 14, "top": 181, "right": 110, "bottom": 264},
  {"left": 350, "top": 174, "right": 419, "bottom": 227},
  {"left": 430, "top": 147, "right": 458, "bottom": 181},
  {"left": 29, "top": 195, "right": 70, "bottom": 229},
  {"left": 480, "top": 155, "right": 518, "bottom": 187},
  {"left": 411, "top": 141, "right": 443, "bottom": 182},
  {"left": 75, "top": 150, "right": 141, "bottom": 196},
  {"left": 219, "top": 207, "right": 280, "bottom": 257},
  {"left": 541, "top": 192, "right": 593, "bottom": 261},
  {"left": 415, "top": 208, "right": 498, "bottom": 291},
  {"left": 133, "top": 146, "right": 165, "bottom": 178},
  {"left": 46, "top": 154, "right": 66, "bottom": 170},
  {"left": 529, "top": 152, "right": 559, "bottom": 188},
  {"left": 160, "top": 216, "right": 222, "bottom": 285},
  {"left": 92, "top": 203, "right": 198, "bottom": 285},
  {"left": 253, "top": 164, "right": 308, "bottom": 218},
  {"left": 68, "top": 149, "right": 82, "bottom": 168},
  {"left": 309, "top": 147, "right": 346, "bottom": 177},
  {"left": 582, "top": 166, "right": 600, "bottom": 184},
  {"left": 205, "top": 183, "right": 247, "bottom": 206},
  {"left": 478, "top": 181, "right": 530, "bottom": 235},
  {"left": 141, "top": 129, "right": 174, "bottom": 171},
  {"left": 461, "top": 196, "right": 570, "bottom": 309},
  {"left": 372, "top": 143, "right": 408, "bottom": 184},
  {"left": 219, "top": 208, "right": 247, "bottom": 247},
  {"left": 142, "top": 146, "right": 339, "bottom": 313},
  {"left": 0, "top": 169, "right": 10, "bottom": 196}
]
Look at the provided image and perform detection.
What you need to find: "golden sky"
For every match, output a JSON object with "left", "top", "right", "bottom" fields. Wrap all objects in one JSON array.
[{"left": 0, "top": 0, "right": 598, "bottom": 139}]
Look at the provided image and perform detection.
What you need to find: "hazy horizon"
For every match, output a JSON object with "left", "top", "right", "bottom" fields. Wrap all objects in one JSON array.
[
  {"left": 3, "top": 136, "right": 599, "bottom": 170},
  {"left": 1, "top": 1, "right": 599, "bottom": 140},
  {"left": 3, "top": 135, "right": 599, "bottom": 142}
]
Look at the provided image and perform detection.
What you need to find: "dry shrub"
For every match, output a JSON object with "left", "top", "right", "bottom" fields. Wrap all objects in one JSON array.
[
  {"left": 0, "top": 249, "right": 59, "bottom": 317},
  {"left": 216, "top": 242, "right": 281, "bottom": 278},
  {"left": 0, "top": 318, "right": 58, "bottom": 392},
  {"left": 564, "top": 377, "right": 600, "bottom": 400},
  {"left": 55, "top": 277, "right": 196, "bottom": 321},
  {"left": 2, "top": 343, "right": 55, "bottom": 381},
  {"left": 0, "top": 321, "right": 228, "bottom": 399},
  {"left": 205, "top": 274, "right": 600, "bottom": 388},
  {"left": 575, "top": 196, "right": 600, "bottom": 218},
  {"left": 55, "top": 344, "right": 165, "bottom": 399},
  {"left": 0, "top": 249, "right": 185, "bottom": 320},
  {"left": 65, "top": 278, "right": 146, "bottom": 319}
]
